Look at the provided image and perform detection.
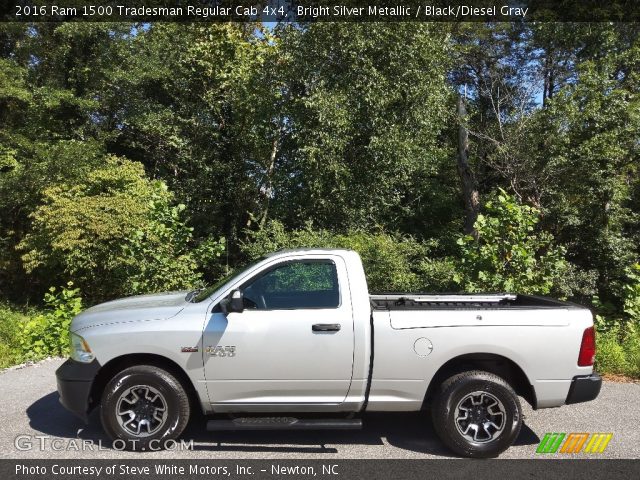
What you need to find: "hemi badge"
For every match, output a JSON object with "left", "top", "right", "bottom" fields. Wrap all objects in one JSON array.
[{"left": 181, "top": 346, "right": 199, "bottom": 353}]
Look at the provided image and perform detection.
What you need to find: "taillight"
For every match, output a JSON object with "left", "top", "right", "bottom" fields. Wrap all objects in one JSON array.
[{"left": 578, "top": 326, "right": 596, "bottom": 367}]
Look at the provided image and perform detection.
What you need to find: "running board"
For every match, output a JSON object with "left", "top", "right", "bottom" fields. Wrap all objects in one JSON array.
[{"left": 206, "top": 417, "right": 362, "bottom": 431}]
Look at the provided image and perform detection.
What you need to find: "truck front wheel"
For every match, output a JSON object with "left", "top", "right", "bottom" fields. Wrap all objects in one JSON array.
[
  {"left": 431, "top": 370, "right": 522, "bottom": 458},
  {"left": 100, "top": 365, "right": 190, "bottom": 451}
]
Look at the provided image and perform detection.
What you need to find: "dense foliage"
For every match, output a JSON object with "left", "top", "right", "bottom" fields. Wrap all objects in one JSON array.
[
  {"left": 0, "top": 22, "right": 638, "bottom": 374},
  {"left": 455, "top": 189, "right": 589, "bottom": 298},
  {"left": 243, "top": 220, "right": 456, "bottom": 293},
  {"left": 1, "top": 283, "right": 82, "bottom": 367},
  {"left": 18, "top": 283, "right": 82, "bottom": 359}
]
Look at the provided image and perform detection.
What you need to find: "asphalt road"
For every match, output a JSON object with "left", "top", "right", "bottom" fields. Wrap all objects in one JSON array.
[{"left": 1, "top": 357, "right": 638, "bottom": 459}]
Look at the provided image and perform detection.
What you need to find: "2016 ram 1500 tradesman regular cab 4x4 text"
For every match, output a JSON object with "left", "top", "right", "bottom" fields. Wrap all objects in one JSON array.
[{"left": 56, "top": 249, "right": 601, "bottom": 457}]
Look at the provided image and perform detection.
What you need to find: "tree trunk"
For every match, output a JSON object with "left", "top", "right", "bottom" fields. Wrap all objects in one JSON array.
[
  {"left": 258, "top": 136, "right": 279, "bottom": 228},
  {"left": 543, "top": 48, "right": 555, "bottom": 107},
  {"left": 457, "top": 95, "right": 480, "bottom": 238}
]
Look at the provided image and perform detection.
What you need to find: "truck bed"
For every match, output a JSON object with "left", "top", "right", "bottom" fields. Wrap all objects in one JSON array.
[{"left": 370, "top": 293, "right": 579, "bottom": 310}]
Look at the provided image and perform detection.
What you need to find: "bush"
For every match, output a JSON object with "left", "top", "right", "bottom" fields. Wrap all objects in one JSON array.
[
  {"left": 19, "top": 156, "right": 224, "bottom": 302},
  {"left": 624, "top": 323, "right": 640, "bottom": 377},
  {"left": 0, "top": 304, "right": 31, "bottom": 368},
  {"left": 455, "top": 189, "right": 591, "bottom": 297},
  {"left": 592, "top": 264, "right": 640, "bottom": 377},
  {"left": 242, "top": 221, "right": 456, "bottom": 293},
  {"left": 120, "top": 185, "right": 225, "bottom": 296},
  {"left": 0, "top": 284, "right": 83, "bottom": 368},
  {"left": 595, "top": 322, "right": 640, "bottom": 377},
  {"left": 17, "top": 283, "right": 82, "bottom": 360},
  {"left": 595, "top": 327, "right": 629, "bottom": 375}
]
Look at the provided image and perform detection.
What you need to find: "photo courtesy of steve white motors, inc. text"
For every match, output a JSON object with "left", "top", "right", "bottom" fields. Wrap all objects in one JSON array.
[{"left": 14, "top": 463, "right": 338, "bottom": 477}]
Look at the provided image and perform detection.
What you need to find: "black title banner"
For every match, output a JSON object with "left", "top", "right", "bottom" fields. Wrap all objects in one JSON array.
[
  {"left": 3, "top": 459, "right": 640, "bottom": 480},
  {"left": 2, "top": 0, "right": 640, "bottom": 22}
]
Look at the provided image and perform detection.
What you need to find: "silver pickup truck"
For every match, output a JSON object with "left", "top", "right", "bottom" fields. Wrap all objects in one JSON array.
[{"left": 56, "top": 248, "right": 601, "bottom": 457}]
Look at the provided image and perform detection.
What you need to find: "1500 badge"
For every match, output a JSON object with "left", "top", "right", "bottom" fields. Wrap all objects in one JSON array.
[{"left": 205, "top": 345, "right": 236, "bottom": 357}]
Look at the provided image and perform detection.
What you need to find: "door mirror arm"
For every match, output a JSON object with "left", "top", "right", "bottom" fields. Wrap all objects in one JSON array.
[{"left": 219, "top": 298, "right": 229, "bottom": 314}]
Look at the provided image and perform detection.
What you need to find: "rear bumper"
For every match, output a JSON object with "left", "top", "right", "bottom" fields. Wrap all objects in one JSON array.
[
  {"left": 55, "top": 358, "right": 101, "bottom": 423},
  {"left": 565, "top": 372, "right": 602, "bottom": 405}
]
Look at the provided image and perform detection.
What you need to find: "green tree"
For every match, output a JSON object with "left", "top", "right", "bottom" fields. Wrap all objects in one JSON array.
[
  {"left": 621, "top": 264, "right": 640, "bottom": 322},
  {"left": 275, "top": 23, "right": 455, "bottom": 235},
  {"left": 0, "top": 23, "right": 131, "bottom": 300},
  {"left": 532, "top": 40, "right": 640, "bottom": 302},
  {"left": 104, "top": 23, "right": 268, "bottom": 245},
  {"left": 18, "top": 156, "right": 222, "bottom": 301}
]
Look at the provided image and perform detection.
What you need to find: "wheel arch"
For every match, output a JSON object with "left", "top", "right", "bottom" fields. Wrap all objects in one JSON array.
[
  {"left": 423, "top": 353, "right": 537, "bottom": 409},
  {"left": 89, "top": 353, "right": 202, "bottom": 415}
]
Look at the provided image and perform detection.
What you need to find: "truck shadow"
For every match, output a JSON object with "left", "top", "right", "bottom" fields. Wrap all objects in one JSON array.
[
  {"left": 27, "top": 392, "right": 539, "bottom": 457},
  {"left": 184, "top": 412, "right": 539, "bottom": 456}
]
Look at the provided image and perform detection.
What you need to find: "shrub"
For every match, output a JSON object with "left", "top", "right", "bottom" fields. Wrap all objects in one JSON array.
[
  {"left": 242, "top": 221, "right": 453, "bottom": 293},
  {"left": 0, "top": 304, "right": 31, "bottom": 368},
  {"left": 18, "top": 283, "right": 82, "bottom": 359},
  {"left": 592, "top": 265, "right": 640, "bottom": 378},
  {"left": 455, "top": 189, "right": 583, "bottom": 297},
  {"left": 623, "top": 323, "right": 640, "bottom": 377},
  {"left": 417, "top": 257, "right": 460, "bottom": 293},
  {"left": 595, "top": 327, "right": 629, "bottom": 375},
  {"left": 595, "top": 322, "right": 640, "bottom": 377},
  {"left": 19, "top": 156, "right": 224, "bottom": 302},
  {"left": 120, "top": 185, "right": 225, "bottom": 296},
  {"left": 0, "top": 304, "right": 22, "bottom": 345}
]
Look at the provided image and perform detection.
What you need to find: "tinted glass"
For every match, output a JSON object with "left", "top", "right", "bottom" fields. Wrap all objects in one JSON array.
[
  {"left": 192, "top": 256, "right": 267, "bottom": 302},
  {"left": 243, "top": 261, "right": 339, "bottom": 309}
]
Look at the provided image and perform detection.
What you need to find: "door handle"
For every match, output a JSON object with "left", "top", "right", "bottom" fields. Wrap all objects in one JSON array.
[{"left": 312, "top": 323, "right": 341, "bottom": 332}]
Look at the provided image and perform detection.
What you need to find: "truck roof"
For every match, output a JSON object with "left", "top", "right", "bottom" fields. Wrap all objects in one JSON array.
[{"left": 266, "top": 248, "right": 356, "bottom": 256}]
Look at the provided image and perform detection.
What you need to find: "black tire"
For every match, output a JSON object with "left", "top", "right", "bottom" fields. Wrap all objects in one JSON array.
[
  {"left": 100, "top": 365, "right": 190, "bottom": 451},
  {"left": 431, "top": 370, "right": 522, "bottom": 458}
]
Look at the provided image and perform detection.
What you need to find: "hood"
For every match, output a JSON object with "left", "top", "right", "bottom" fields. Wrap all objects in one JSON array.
[{"left": 70, "top": 290, "right": 190, "bottom": 332}]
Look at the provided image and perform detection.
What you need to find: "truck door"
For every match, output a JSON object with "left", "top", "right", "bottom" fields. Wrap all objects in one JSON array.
[{"left": 202, "top": 256, "right": 355, "bottom": 407}]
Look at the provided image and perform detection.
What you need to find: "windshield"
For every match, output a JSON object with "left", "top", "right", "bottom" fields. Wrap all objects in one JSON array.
[{"left": 191, "top": 256, "right": 267, "bottom": 302}]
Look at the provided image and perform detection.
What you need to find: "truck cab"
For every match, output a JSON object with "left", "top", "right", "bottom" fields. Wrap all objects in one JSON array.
[{"left": 200, "top": 250, "right": 371, "bottom": 410}]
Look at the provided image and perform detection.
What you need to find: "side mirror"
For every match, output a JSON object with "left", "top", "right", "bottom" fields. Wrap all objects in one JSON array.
[{"left": 225, "top": 289, "right": 244, "bottom": 314}]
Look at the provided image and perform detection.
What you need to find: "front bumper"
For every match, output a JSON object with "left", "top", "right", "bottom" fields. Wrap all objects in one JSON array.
[
  {"left": 55, "top": 358, "right": 101, "bottom": 422},
  {"left": 565, "top": 372, "right": 602, "bottom": 405}
]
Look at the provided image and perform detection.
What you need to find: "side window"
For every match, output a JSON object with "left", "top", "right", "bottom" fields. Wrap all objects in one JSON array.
[{"left": 243, "top": 261, "right": 340, "bottom": 310}]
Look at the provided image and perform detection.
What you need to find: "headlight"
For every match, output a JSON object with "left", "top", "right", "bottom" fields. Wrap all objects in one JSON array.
[{"left": 69, "top": 332, "right": 95, "bottom": 363}]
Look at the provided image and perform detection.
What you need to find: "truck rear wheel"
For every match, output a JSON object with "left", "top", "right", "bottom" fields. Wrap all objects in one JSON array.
[
  {"left": 100, "top": 365, "right": 190, "bottom": 451},
  {"left": 431, "top": 370, "right": 522, "bottom": 458}
]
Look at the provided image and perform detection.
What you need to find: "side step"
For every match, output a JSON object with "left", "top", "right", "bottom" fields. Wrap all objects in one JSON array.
[{"left": 207, "top": 416, "right": 362, "bottom": 431}]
